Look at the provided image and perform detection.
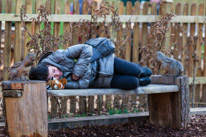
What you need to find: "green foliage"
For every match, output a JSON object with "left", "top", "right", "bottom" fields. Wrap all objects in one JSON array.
[
  {"left": 123, "top": 108, "right": 128, "bottom": 113},
  {"left": 132, "top": 108, "right": 140, "bottom": 113},
  {"left": 109, "top": 109, "right": 114, "bottom": 115}
]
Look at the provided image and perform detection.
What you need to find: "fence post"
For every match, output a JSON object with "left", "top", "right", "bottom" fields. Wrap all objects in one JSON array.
[{"left": 2, "top": 81, "right": 48, "bottom": 137}]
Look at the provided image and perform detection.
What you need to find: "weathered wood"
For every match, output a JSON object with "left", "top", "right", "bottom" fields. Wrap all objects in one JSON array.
[
  {"left": 182, "top": 3, "right": 189, "bottom": 75},
  {"left": 35, "top": 0, "right": 43, "bottom": 34},
  {"left": 161, "top": 0, "right": 173, "bottom": 50},
  {"left": 3, "top": 0, "right": 12, "bottom": 80},
  {"left": 2, "top": 89, "right": 22, "bottom": 97},
  {"left": 203, "top": 2, "right": 206, "bottom": 102},
  {"left": 14, "top": 0, "right": 24, "bottom": 63},
  {"left": 48, "top": 112, "right": 149, "bottom": 130},
  {"left": 195, "top": 3, "right": 204, "bottom": 106},
  {"left": 48, "top": 84, "right": 179, "bottom": 96},
  {"left": 3, "top": 81, "right": 47, "bottom": 137},
  {"left": 1, "top": 14, "right": 206, "bottom": 23},
  {"left": 173, "top": 3, "right": 181, "bottom": 60},
  {"left": 188, "top": 4, "right": 196, "bottom": 77},
  {"left": 24, "top": 0, "right": 33, "bottom": 57},
  {"left": 148, "top": 76, "right": 189, "bottom": 128},
  {"left": 189, "top": 3, "right": 197, "bottom": 106},
  {"left": 116, "top": 1, "right": 124, "bottom": 58},
  {"left": 54, "top": 0, "right": 61, "bottom": 46},
  {"left": 63, "top": 0, "right": 70, "bottom": 49},
  {"left": 132, "top": 2, "right": 140, "bottom": 63}
]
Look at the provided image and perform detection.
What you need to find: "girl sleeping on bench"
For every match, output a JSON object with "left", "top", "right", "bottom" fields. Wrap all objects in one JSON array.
[{"left": 29, "top": 37, "right": 152, "bottom": 90}]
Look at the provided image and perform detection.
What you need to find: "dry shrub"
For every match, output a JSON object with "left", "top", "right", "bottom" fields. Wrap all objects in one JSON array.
[{"left": 19, "top": 4, "right": 174, "bottom": 71}]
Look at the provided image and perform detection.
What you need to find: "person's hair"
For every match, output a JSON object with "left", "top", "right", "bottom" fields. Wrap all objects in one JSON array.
[{"left": 29, "top": 63, "right": 49, "bottom": 81}]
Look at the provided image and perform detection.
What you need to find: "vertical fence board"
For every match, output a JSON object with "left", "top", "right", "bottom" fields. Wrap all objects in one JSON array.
[
  {"left": 35, "top": 0, "right": 43, "bottom": 34},
  {"left": 203, "top": 4, "right": 206, "bottom": 102},
  {"left": 78, "top": 0, "right": 89, "bottom": 115},
  {"left": 116, "top": 1, "right": 124, "bottom": 58},
  {"left": 120, "top": 1, "right": 133, "bottom": 114},
  {"left": 88, "top": 1, "right": 97, "bottom": 114},
  {"left": 63, "top": 0, "right": 70, "bottom": 49},
  {"left": 189, "top": 3, "right": 197, "bottom": 106},
  {"left": 24, "top": 0, "right": 33, "bottom": 57},
  {"left": 189, "top": 4, "right": 197, "bottom": 77},
  {"left": 124, "top": 1, "right": 132, "bottom": 61},
  {"left": 72, "top": 1, "right": 80, "bottom": 45},
  {"left": 182, "top": 3, "right": 189, "bottom": 76},
  {"left": 82, "top": 0, "right": 89, "bottom": 43},
  {"left": 54, "top": 0, "right": 61, "bottom": 49},
  {"left": 173, "top": 3, "right": 181, "bottom": 60},
  {"left": 161, "top": 1, "right": 173, "bottom": 50},
  {"left": 132, "top": 2, "right": 140, "bottom": 63},
  {"left": 195, "top": 3, "right": 204, "bottom": 105},
  {"left": 129, "top": 1, "right": 140, "bottom": 111},
  {"left": 0, "top": 0, "right": 2, "bottom": 80},
  {"left": 15, "top": 0, "right": 24, "bottom": 63},
  {"left": 69, "top": 1, "right": 79, "bottom": 114},
  {"left": 138, "top": 2, "right": 149, "bottom": 111},
  {"left": 3, "top": 0, "right": 12, "bottom": 80}
]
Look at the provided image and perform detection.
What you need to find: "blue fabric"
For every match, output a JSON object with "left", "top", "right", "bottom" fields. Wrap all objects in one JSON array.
[{"left": 110, "top": 57, "right": 142, "bottom": 90}]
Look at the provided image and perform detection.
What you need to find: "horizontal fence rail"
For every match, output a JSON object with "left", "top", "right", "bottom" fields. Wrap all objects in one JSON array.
[{"left": 0, "top": 14, "right": 206, "bottom": 23}]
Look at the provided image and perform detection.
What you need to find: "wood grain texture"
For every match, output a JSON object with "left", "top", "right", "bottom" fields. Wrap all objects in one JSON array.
[
  {"left": 4, "top": 81, "right": 47, "bottom": 137},
  {"left": 132, "top": 2, "right": 140, "bottom": 63},
  {"left": 182, "top": 3, "right": 189, "bottom": 75},
  {"left": 148, "top": 76, "right": 189, "bottom": 128},
  {"left": 116, "top": 1, "right": 124, "bottom": 58},
  {"left": 63, "top": 0, "right": 70, "bottom": 49},
  {"left": 3, "top": 0, "right": 12, "bottom": 80},
  {"left": 15, "top": 0, "right": 24, "bottom": 63},
  {"left": 24, "top": 0, "right": 33, "bottom": 57}
]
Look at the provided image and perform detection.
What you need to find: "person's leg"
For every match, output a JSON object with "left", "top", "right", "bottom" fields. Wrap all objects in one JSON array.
[
  {"left": 110, "top": 75, "right": 139, "bottom": 90},
  {"left": 113, "top": 57, "right": 142, "bottom": 76},
  {"left": 113, "top": 57, "right": 152, "bottom": 78}
]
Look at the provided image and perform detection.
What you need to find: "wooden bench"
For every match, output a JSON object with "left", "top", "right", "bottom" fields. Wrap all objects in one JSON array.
[
  {"left": 48, "top": 75, "right": 190, "bottom": 129},
  {"left": 1, "top": 75, "right": 189, "bottom": 136}
]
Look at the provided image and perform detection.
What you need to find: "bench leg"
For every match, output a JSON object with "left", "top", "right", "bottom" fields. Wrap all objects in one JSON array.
[{"left": 148, "top": 76, "right": 190, "bottom": 128}]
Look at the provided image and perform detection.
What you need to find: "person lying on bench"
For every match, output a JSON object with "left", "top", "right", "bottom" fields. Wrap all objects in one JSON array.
[{"left": 29, "top": 37, "right": 152, "bottom": 90}]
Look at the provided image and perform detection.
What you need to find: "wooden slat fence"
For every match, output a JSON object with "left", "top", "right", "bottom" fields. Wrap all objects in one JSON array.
[{"left": 1, "top": 0, "right": 206, "bottom": 118}]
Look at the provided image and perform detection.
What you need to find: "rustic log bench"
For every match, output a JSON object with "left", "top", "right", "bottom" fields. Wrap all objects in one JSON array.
[{"left": 48, "top": 75, "right": 190, "bottom": 129}]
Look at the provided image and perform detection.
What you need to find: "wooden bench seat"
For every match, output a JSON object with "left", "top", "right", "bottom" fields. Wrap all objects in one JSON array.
[
  {"left": 48, "top": 84, "right": 179, "bottom": 96},
  {"left": 47, "top": 75, "right": 190, "bottom": 129}
]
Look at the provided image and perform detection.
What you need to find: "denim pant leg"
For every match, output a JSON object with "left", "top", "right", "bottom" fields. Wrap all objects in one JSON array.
[
  {"left": 110, "top": 75, "right": 139, "bottom": 90},
  {"left": 113, "top": 57, "right": 142, "bottom": 76}
]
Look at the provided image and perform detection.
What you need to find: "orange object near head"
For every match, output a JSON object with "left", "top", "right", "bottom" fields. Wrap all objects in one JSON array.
[{"left": 47, "top": 78, "right": 67, "bottom": 90}]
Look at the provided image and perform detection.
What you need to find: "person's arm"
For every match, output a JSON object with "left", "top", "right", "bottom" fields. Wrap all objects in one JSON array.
[
  {"left": 65, "top": 68, "right": 91, "bottom": 89},
  {"left": 65, "top": 44, "right": 93, "bottom": 78}
]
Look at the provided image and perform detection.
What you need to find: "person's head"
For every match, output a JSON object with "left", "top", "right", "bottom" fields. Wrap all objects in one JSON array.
[
  {"left": 29, "top": 64, "right": 49, "bottom": 81},
  {"left": 29, "top": 64, "right": 63, "bottom": 81}
]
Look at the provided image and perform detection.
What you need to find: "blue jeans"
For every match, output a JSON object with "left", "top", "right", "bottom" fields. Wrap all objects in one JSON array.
[{"left": 110, "top": 57, "right": 142, "bottom": 90}]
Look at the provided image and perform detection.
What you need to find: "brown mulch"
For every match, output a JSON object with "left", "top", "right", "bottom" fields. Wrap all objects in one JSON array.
[
  {"left": 48, "top": 115, "right": 206, "bottom": 137},
  {"left": 0, "top": 115, "right": 205, "bottom": 137}
]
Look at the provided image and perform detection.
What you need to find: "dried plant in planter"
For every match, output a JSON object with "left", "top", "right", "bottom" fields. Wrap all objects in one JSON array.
[{"left": 140, "top": 13, "right": 174, "bottom": 74}]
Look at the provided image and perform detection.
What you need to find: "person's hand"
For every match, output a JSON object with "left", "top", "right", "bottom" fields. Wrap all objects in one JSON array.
[{"left": 72, "top": 74, "right": 80, "bottom": 81}]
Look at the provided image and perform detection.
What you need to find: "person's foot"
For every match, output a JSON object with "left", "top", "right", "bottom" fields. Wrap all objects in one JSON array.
[
  {"left": 139, "top": 67, "right": 152, "bottom": 77},
  {"left": 139, "top": 77, "right": 151, "bottom": 86}
]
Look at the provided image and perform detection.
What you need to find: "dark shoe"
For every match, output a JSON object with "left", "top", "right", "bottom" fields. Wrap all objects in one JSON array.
[
  {"left": 139, "top": 67, "right": 152, "bottom": 78},
  {"left": 139, "top": 77, "right": 151, "bottom": 86}
]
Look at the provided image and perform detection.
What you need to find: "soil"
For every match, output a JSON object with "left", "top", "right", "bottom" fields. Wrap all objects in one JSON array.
[
  {"left": 0, "top": 115, "right": 205, "bottom": 137},
  {"left": 48, "top": 115, "right": 206, "bottom": 137}
]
